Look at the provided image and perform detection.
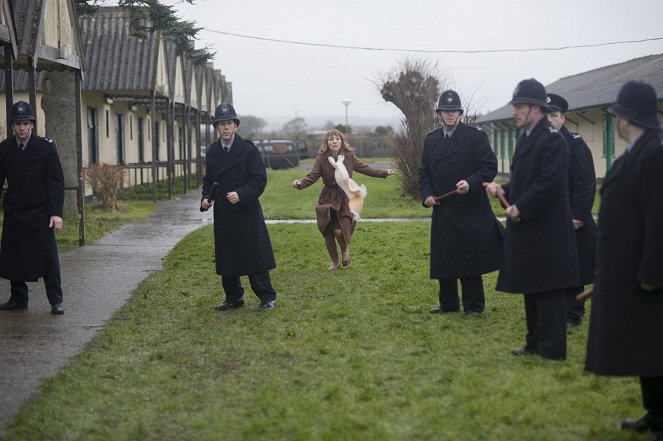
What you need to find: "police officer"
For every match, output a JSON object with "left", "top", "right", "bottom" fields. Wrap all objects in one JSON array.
[
  {"left": 200, "top": 103, "right": 278, "bottom": 312},
  {"left": 485, "top": 79, "right": 578, "bottom": 360},
  {"left": 585, "top": 81, "right": 663, "bottom": 441},
  {"left": 0, "top": 101, "right": 66, "bottom": 314},
  {"left": 546, "top": 93, "right": 597, "bottom": 328},
  {"left": 420, "top": 90, "right": 504, "bottom": 316}
]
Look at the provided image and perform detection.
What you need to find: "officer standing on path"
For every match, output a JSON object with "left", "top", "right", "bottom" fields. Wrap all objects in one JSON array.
[
  {"left": 546, "top": 93, "right": 597, "bottom": 328},
  {"left": 420, "top": 90, "right": 504, "bottom": 316},
  {"left": 200, "top": 104, "right": 278, "bottom": 312},
  {"left": 585, "top": 81, "right": 663, "bottom": 441},
  {"left": 0, "top": 101, "right": 66, "bottom": 315},
  {"left": 485, "top": 79, "right": 578, "bottom": 360}
]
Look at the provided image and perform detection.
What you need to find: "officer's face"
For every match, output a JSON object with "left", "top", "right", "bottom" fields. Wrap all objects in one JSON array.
[
  {"left": 436, "top": 110, "right": 462, "bottom": 129},
  {"left": 216, "top": 120, "right": 237, "bottom": 143},
  {"left": 547, "top": 112, "right": 565, "bottom": 130},
  {"left": 512, "top": 104, "right": 534, "bottom": 128},
  {"left": 13, "top": 120, "right": 34, "bottom": 141}
]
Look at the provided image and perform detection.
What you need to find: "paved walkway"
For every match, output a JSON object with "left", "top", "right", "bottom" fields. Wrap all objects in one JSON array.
[{"left": 0, "top": 191, "right": 210, "bottom": 436}]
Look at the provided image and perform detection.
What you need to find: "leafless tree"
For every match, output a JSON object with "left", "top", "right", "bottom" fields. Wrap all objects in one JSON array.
[
  {"left": 377, "top": 58, "right": 448, "bottom": 199},
  {"left": 282, "top": 117, "right": 309, "bottom": 143}
]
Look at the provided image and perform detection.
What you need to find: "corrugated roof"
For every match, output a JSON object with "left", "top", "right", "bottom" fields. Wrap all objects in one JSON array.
[
  {"left": 477, "top": 54, "right": 663, "bottom": 123},
  {"left": 78, "top": 7, "right": 158, "bottom": 94}
]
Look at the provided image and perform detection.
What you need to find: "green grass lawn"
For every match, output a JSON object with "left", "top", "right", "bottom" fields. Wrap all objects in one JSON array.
[{"left": 3, "top": 168, "right": 616, "bottom": 441}]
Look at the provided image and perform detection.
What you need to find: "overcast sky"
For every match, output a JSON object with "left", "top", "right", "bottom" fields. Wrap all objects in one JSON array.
[{"left": 165, "top": 0, "right": 663, "bottom": 128}]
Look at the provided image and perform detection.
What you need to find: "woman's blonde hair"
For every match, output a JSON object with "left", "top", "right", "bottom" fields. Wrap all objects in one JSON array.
[{"left": 318, "top": 128, "right": 355, "bottom": 154}]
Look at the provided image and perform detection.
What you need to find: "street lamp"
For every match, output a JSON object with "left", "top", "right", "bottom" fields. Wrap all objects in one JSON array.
[{"left": 341, "top": 99, "right": 352, "bottom": 134}]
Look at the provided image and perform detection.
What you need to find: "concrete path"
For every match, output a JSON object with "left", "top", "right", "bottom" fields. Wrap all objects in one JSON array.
[{"left": 0, "top": 191, "right": 210, "bottom": 436}]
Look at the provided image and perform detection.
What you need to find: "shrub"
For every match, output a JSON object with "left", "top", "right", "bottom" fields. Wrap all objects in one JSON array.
[{"left": 85, "top": 163, "right": 125, "bottom": 211}]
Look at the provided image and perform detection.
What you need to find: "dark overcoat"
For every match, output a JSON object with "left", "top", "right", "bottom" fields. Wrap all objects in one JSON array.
[
  {"left": 297, "top": 148, "right": 389, "bottom": 245},
  {"left": 0, "top": 134, "right": 64, "bottom": 281},
  {"left": 419, "top": 123, "right": 504, "bottom": 279},
  {"left": 497, "top": 117, "right": 579, "bottom": 294},
  {"left": 585, "top": 130, "right": 663, "bottom": 376},
  {"left": 563, "top": 126, "right": 597, "bottom": 285},
  {"left": 201, "top": 135, "right": 276, "bottom": 277}
]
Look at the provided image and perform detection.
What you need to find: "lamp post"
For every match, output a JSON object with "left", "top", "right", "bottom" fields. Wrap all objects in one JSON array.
[{"left": 341, "top": 99, "right": 352, "bottom": 134}]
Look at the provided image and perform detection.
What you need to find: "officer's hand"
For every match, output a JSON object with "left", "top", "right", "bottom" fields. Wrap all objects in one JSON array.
[
  {"left": 423, "top": 196, "right": 438, "bottom": 207},
  {"left": 456, "top": 180, "right": 469, "bottom": 194},
  {"left": 506, "top": 204, "right": 521, "bottom": 222},
  {"left": 201, "top": 199, "right": 212, "bottom": 210},
  {"left": 226, "top": 191, "right": 240, "bottom": 204},
  {"left": 49, "top": 216, "right": 63, "bottom": 231},
  {"left": 572, "top": 219, "right": 584, "bottom": 230},
  {"left": 641, "top": 282, "right": 657, "bottom": 291},
  {"left": 483, "top": 182, "right": 502, "bottom": 198}
]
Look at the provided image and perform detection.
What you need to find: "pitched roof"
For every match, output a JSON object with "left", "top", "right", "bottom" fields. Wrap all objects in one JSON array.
[
  {"left": 78, "top": 6, "right": 159, "bottom": 95},
  {"left": 477, "top": 54, "right": 663, "bottom": 123}
]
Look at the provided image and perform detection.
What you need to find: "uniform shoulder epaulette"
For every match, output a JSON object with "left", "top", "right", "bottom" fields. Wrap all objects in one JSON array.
[
  {"left": 246, "top": 139, "right": 257, "bottom": 147},
  {"left": 467, "top": 125, "right": 483, "bottom": 131},
  {"left": 425, "top": 129, "right": 438, "bottom": 139},
  {"left": 548, "top": 126, "right": 559, "bottom": 133},
  {"left": 571, "top": 132, "right": 582, "bottom": 140},
  {"left": 44, "top": 137, "right": 53, "bottom": 143}
]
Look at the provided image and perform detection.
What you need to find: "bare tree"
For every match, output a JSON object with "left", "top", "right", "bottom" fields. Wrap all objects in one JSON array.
[
  {"left": 283, "top": 117, "right": 309, "bottom": 143},
  {"left": 377, "top": 58, "right": 449, "bottom": 199},
  {"left": 237, "top": 115, "right": 268, "bottom": 139}
]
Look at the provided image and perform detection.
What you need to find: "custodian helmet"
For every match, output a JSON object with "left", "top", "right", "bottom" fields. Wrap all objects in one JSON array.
[
  {"left": 9, "top": 101, "right": 36, "bottom": 123},
  {"left": 510, "top": 78, "right": 551, "bottom": 112},
  {"left": 608, "top": 80, "right": 660, "bottom": 129},
  {"left": 213, "top": 103, "right": 240, "bottom": 127},
  {"left": 436, "top": 90, "right": 463, "bottom": 114}
]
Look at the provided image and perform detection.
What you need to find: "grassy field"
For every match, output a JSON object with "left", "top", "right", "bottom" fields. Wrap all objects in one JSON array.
[{"left": 3, "top": 168, "right": 622, "bottom": 441}]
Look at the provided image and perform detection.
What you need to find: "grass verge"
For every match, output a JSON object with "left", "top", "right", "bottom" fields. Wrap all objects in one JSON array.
[{"left": 3, "top": 221, "right": 639, "bottom": 441}]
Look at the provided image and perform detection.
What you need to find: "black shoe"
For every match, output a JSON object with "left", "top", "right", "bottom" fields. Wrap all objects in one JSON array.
[
  {"left": 51, "top": 303, "right": 65, "bottom": 315},
  {"left": 259, "top": 301, "right": 276, "bottom": 312},
  {"left": 512, "top": 347, "right": 536, "bottom": 356},
  {"left": 429, "top": 306, "right": 459, "bottom": 314},
  {"left": 215, "top": 298, "right": 245, "bottom": 311},
  {"left": 622, "top": 413, "right": 663, "bottom": 432},
  {"left": 464, "top": 311, "right": 482, "bottom": 317},
  {"left": 0, "top": 299, "right": 28, "bottom": 310}
]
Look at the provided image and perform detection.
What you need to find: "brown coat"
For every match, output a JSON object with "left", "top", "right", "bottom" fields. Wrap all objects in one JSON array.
[{"left": 297, "top": 148, "right": 389, "bottom": 244}]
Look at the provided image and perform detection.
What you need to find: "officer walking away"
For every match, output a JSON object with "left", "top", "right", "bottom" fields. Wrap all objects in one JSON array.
[
  {"left": 585, "top": 80, "right": 663, "bottom": 441},
  {"left": 0, "top": 101, "right": 65, "bottom": 315},
  {"left": 546, "top": 93, "right": 597, "bottom": 328},
  {"left": 420, "top": 90, "right": 504, "bottom": 316},
  {"left": 484, "top": 79, "right": 578, "bottom": 360},
  {"left": 200, "top": 104, "right": 278, "bottom": 312}
]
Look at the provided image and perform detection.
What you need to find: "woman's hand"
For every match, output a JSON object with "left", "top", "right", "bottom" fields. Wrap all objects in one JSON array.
[{"left": 292, "top": 180, "right": 303, "bottom": 189}]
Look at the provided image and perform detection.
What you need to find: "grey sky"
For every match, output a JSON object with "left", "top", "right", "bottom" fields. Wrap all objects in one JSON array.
[{"left": 167, "top": 0, "right": 663, "bottom": 128}]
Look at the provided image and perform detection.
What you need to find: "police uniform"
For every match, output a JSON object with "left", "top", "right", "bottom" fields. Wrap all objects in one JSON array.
[
  {"left": 585, "top": 81, "right": 663, "bottom": 439},
  {"left": 420, "top": 90, "right": 504, "bottom": 314},
  {"left": 0, "top": 101, "right": 65, "bottom": 314},
  {"left": 546, "top": 93, "right": 597, "bottom": 327},
  {"left": 497, "top": 80, "right": 579, "bottom": 360},
  {"left": 200, "top": 104, "right": 277, "bottom": 312}
]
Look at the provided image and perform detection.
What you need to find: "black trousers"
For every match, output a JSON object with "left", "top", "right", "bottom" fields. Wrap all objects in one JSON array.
[
  {"left": 523, "top": 289, "right": 567, "bottom": 360},
  {"left": 641, "top": 377, "right": 663, "bottom": 420},
  {"left": 438, "top": 276, "right": 485, "bottom": 313},
  {"left": 564, "top": 285, "right": 586, "bottom": 324},
  {"left": 10, "top": 276, "right": 63, "bottom": 306},
  {"left": 221, "top": 271, "right": 276, "bottom": 304}
]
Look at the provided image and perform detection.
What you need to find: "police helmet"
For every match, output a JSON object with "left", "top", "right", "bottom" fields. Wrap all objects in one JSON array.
[
  {"left": 10, "top": 101, "right": 36, "bottom": 123},
  {"left": 510, "top": 79, "right": 551, "bottom": 112},
  {"left": 436, "top": 90, "right": 463, "bottom": 114},
  {"left": 213, "top": 103, "right": 240, "bottom": 127},
  {"left": 608, "top": 80, "right": 660, "bottom": 129}
]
